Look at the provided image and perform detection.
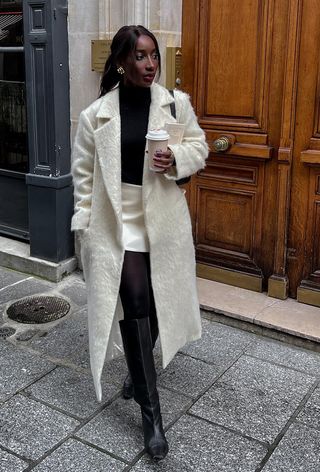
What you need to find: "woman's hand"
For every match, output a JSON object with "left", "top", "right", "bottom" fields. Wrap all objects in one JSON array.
[{"left": 152, "top": 149, "right": 175, "bottom": 173}]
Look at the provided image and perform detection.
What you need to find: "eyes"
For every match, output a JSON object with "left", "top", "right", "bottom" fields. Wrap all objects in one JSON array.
[{"left": 136, "top": 52, "right": 159, "bottom": 62}]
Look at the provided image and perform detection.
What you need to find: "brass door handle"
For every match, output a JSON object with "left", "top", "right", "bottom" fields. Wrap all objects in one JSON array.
[{"left": 212, "top": 136, "right": 231, "bottom": 152}]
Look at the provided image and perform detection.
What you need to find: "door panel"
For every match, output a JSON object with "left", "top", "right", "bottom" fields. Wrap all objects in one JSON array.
[
  {"left": 198, "top": 189, "right": 255, "bottom": 253},
  {"left": 183, "top": 0, "right": 288, "bottom": 291},
  {"left": 202, "top": 0, "right": 272, "bottom": 130},
  {"left": 206, "top": 0, "right": 260, "bottom": 118},
  {"left": 289, "top": 0, "right": 320, "bottom": 303},
  {"left": 196, "top": 156, "right": 265, "bottom": 278},
  {"left": 0, "top": 171, "right": 28, "bottom": 239}
]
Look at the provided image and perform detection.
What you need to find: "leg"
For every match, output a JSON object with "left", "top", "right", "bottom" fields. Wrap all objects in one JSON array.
[
  {"left": 120, "top": 251, "right": 158, "bottom": 343},
  {"left": 119, "top": 251, "right": 151, "bottom": 320},
  {"left": 119, "top": 251, "right": 168, "bottom": 460},
  {"left": 120, "top": 252, "right": 158, "bottom": 399},
  {"left": 120, "top": 251, "right": 150, "bottom": 399},
  {"left": 146, "top": 253, "right": 159, "bottom": 347}
]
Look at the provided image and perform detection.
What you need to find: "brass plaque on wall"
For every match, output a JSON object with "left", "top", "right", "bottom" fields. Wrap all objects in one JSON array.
[
  {"left": 166, "top": 47, "right": 182, "bottom": 89},
  {"left": 91, "top": 40, "right": 112, "bottom": 72}
]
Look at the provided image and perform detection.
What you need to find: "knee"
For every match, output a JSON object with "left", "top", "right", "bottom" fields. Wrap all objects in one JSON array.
[{"left": 123, "top": 289, "right": 149, "bottom": 318}]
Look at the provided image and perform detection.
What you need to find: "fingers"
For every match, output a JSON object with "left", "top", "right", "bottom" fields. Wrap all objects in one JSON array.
[
  {"left": 155, "top": 150, "right": 172, "bottom": 158},
  {"left": 153, "top": 150, "right": 174, "bottom": 172}
]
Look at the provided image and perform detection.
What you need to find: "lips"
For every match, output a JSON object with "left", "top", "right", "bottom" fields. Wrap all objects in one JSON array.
[{"left": 143, "top": 74, "right": 155, "bottom": 82}]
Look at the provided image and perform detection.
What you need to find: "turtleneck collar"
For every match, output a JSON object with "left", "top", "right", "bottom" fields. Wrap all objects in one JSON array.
[{"left": 119, "top": 81, "right": 151, "bottom": 103}]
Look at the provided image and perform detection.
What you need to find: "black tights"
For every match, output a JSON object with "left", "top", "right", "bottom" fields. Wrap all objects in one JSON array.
[{"left": 119, "top": 251, "right": 157, "bottom": 326}]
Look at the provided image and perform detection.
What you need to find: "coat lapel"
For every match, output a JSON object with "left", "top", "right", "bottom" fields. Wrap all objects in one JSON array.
[
  {"left": 94, "top": 88, "right": 122, "bottom": 236},
  {"left": 143, "top": 84, "right": 176, "bottom": 204},
  {"left": 148, "top": 83, "right": 175, "bottom": 130}
]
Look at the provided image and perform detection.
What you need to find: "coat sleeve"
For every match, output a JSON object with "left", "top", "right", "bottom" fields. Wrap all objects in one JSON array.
[
  {"left": 71, "top": 110, "right": 95, "bottom": 231},
  {"left": 165, "top": 90, "right": 209, "bottom": 181}
]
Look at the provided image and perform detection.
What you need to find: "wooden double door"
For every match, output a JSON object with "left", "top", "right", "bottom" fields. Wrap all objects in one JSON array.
[{"left": 182, "top": 0, "right": 320, "bottom": 305}]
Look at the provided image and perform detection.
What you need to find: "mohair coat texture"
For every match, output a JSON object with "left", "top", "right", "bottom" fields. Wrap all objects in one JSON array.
[{"left": 71, "top": 82, "right": 208, "bottom": 401}]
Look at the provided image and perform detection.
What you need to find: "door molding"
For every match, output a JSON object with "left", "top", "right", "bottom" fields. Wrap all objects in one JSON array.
[{"left": 268, "top": 0, "right": 302, "bottom": 299}]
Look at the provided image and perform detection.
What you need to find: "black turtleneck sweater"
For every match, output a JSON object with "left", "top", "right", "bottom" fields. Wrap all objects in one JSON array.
[{"left": 119, "top": 83, "right": 151, "bottom": 185}]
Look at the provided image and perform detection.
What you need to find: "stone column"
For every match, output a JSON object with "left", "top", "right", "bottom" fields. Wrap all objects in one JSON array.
[{"left": 68, "top": 0, "right": 101, "bottom": 141}]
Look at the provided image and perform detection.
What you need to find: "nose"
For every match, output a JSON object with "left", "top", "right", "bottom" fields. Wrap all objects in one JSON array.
[{"left": 146, "top": 55, "right": 155, "bottom": 70}]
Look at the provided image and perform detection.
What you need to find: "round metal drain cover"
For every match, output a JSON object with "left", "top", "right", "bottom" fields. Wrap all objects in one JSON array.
[
  {"left": 7, "top": 296, "right": 70, "bottom": 324},
  {"left": 0, "top": 327, "right": 16, "bottom": 338}
]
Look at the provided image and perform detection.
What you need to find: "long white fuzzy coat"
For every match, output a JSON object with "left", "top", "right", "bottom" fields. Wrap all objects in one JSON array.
[{"left": 71, "top": 82, "right": 208, "bottom": 401}]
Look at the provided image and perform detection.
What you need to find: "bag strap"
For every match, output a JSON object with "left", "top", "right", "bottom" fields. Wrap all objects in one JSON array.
[{"left": 169, "top": 89, "right": 176, "bottom": 119}]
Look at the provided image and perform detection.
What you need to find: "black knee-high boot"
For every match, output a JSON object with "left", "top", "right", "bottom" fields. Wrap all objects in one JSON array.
[
  {"left": 119, "top": 317, "right": 168, "bottom": 460},
  {"left": 122, "top": 313, "right": 158, "bottom": 399}
]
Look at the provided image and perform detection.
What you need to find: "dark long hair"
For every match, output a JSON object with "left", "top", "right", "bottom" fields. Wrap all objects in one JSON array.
[{"left": 99, "top": 25, "right": 161, "bottom": 97}]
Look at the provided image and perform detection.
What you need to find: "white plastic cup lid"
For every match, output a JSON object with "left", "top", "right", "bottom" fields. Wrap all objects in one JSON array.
[{"left": 145, "top": 129, "right": 170, "bottom": 141}]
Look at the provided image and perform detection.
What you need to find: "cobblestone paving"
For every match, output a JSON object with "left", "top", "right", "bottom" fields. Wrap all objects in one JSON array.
[{"left": 1, "top": 267, "right": 320, "bottom": 471}]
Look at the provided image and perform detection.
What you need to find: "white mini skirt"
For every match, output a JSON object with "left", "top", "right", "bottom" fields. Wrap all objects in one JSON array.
[{"left": 121, "top": 182, "right": 150, "bottom": 252}]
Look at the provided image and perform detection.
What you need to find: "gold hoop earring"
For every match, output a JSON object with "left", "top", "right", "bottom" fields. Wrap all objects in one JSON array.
[{"left": 117, "top": 66, "right": 125, "bottom": 75}]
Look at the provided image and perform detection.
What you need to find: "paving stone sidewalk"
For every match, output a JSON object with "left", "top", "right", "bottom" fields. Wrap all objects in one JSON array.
[{"left": 1, "top": 266, "right": 320, "bottom": 471}]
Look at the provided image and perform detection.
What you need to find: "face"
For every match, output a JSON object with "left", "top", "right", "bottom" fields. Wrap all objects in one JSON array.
[{"left": 122, "top": 35, "right": 159, "bottom": 87}]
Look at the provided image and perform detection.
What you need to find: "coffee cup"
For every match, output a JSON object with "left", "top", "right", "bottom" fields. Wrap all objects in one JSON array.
[{"left": 145, "top": 129, "right": 170, "bottom": 172}]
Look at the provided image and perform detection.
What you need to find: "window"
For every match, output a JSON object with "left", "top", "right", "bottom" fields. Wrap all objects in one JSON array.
[{"left": 0, "top": 0, "right": 27, "bottom": 173}]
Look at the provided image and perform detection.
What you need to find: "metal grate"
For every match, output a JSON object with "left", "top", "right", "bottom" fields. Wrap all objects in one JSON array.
[
  {"left": 7, "top": 295, "right": 70, "bottom": 324},
  {"left": 0, "top": 327, "right": 15, "bottom": 338}
]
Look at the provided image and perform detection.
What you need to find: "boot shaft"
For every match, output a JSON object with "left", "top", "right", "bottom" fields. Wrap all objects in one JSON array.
[{"left": 119, "top": 316, "right": 168, "bottom": 460}]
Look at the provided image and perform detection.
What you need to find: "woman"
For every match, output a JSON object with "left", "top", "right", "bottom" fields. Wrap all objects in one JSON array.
[{"left": 71, "top": 25, "right": 208, "bottom": 460}]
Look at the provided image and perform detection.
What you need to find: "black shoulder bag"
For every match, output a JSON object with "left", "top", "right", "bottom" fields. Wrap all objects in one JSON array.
[{"left": 169, "top": 90, "right": 191, "bottom": 186}]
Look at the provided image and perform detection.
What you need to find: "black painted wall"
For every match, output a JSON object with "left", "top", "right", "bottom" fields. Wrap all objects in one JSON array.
[{"left": 23, "top": 0, "right": 73, "bottom": 262}]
